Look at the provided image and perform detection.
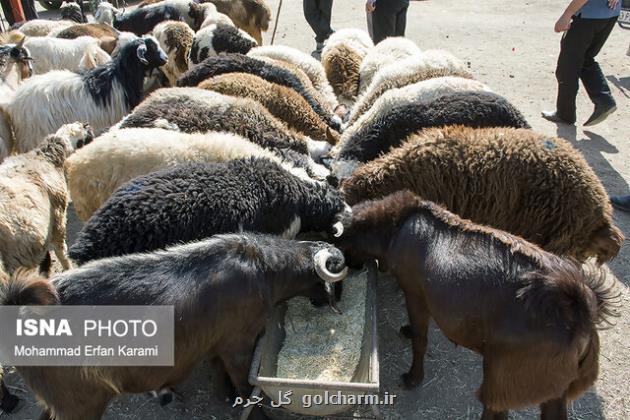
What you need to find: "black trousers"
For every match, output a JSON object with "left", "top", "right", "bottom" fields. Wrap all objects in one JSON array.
[
  {"left": 1, "top": 0, "right": 38, "bottom": 26},
  {"left": 555, "top": 15, "right": 617, "bottom": 123},
  {"left": 371, "top": 0, "right": 409, "bottom": 44},
  {"left": 303, "top": 0, "right": 333, "bottom": 44}
]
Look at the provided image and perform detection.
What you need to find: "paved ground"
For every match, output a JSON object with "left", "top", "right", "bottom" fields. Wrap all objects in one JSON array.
[{"left": 2, "top": 1, "right": 630, "bottom": 419}]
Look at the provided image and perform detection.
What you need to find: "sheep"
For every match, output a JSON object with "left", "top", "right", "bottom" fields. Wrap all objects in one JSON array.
[
  {"left": 66, "top": 127, "right": 314, "bottom": 221},
  {"left": 333, "top": 190, "right": 616, "bottom": 419},
  {"left": 2, "top": 234, "right": 348, "bottom": 420},
  {"left": 94, "top": 2, "right": 182, "bottom": 36},
  {"left": 248, "top": 45, "right": 339, "bottom": 112},
  {"left": 198, "top": 72, "right": 339, "bottom": 143},
  {"left": 7, "top": 36, "right": 167, "bottom": 153},
  {"left": 177, "top": 53, "right": 341, "bottom": 131},
  {"left": 341, "top": 125, "right": 624, "bottom": 263},
  {"left": 117, "top": 87, "right": 331, "bottom": 179},
  {"left": 0, "top": 122, "right": 93, "bottom": 275},
  {"left": 199, "top": 11, "right": 234, "bottom": 29},
  {"left": 52, "top": 23, "right": 120, "bottom": 55},
  {"left": 23, "top": 36, "right": 111, "bottom": 75},
  {"left": 14, "top": 20, "right": 75, "bottom": 37},
  {"left": 332, "top": 91, "right": 530, "bottom": 178},
  {"left": 321, "top": 28, "right": 373, "bottom": 106},
  {"left": 188, "top": 23, "right": 257, "bottom": 66},
  {"left": 345, "top": 50, "right": 473, "bottom": 128},
  {"left": 198, "top": 0, "right": 271, "bottom": 45},
  {"left": 69, "top": 158, "right": 349, "bottom": 263},
  {"left": 339, "top": 76, "right": 491, "bottom": 149},
  {"left": 358, "top": 37, "right": 421, "bottom": 94},
  {"left": 59, "top": 2, "right": 87, "bottom": 24},
  {"left": 152, "top": 20, "right": 194, "bottom": 86}
]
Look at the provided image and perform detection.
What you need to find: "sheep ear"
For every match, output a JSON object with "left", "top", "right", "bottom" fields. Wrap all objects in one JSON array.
[{"left": 136, "top": 44, "right": 149, "bottom": 65}]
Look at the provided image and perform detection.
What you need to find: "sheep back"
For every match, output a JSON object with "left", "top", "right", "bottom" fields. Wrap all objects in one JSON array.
[{"left": 341, "top": 125, "right": 623, "bottom": 263}]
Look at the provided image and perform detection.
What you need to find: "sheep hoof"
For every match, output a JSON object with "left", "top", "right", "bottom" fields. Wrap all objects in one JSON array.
[
  {"left": 399, "top": 324, "right": 416, "bottom": 339},
  {"left": 401, "top": 372, "right": 422, "bottom": 390}
]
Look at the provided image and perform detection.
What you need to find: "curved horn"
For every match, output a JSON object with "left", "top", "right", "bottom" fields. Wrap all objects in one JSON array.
[
  {"left": 332, "top": 221, "right": 344, "bottom": 238},
  {"left": 136, "top": 43, "right": 148, "bottom": 65},
  {"left": 314, "top": 249, "right": 348, "bottom": 283}
]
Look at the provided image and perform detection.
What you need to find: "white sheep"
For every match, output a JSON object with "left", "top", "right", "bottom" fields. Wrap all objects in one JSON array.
[
  {"left": 337, "top": 76, "right": 492, "bottom": 154},
  {"left": 23, "top": 36, "right": 111, "bottom": 74},
  {"left": 153, "top": 21, "right": 194, "bottom": 86},
  {"left": 0, "top": 122, "right": 92, "bottom": 274},
  {"left": 358, "top": 37, "right": 421, "bottom": 94},
  {"left": 346, "top": 49, "right": 472, "bottom": 128},
  {"left": 320, "top": 28, "right": 373, "bottom": 107},
  {"left": 6, "top": 36, "right": 167, "bottom": 153},
  {"left": 248, "top": 45, "right": 339, "bottom": 112},
  {"left": 66, "top": 127, "right": 313, "bottom": 221},
  {"left": 16, "top": 20, "right": 75, "bottom": 37}
]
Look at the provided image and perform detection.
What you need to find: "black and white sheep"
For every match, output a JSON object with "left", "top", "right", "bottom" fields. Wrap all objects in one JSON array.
[
  {"left": 188, "top": 23, "right": 257, "bottom": 66},
  {"left": 7, "top": 36, "right": 167, "bottom": 153},
  {"left": 66, "top": 127, "right": 311, "bottom": 221},
  {"left": 69, "top": 158, "right": 349, "bottom": 264},
  {"left": 333, "top": 91, "right": 530, "bottom": 178},
  {"left": 0, "top": 122, "right": 93, "bottom": 274},
  {"left": 117, "top": 87, "right": 331, "bottom": 178},
  {"left": 176, "top": 53, "right": 341, "bottom": 131},
  {"left": 95, "top": 2, "right": 183, "bottom": 36}
]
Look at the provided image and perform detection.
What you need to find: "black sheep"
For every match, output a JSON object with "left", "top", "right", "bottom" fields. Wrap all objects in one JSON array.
[
  {"left": 176, "top": 53, "right": 340, "bottom": 131},
  {"left": 333, "top": 91, "right": 530, "bottom": 179},
  {"left": 114, "top": 4, "right": 183, "bottom": 36},
  {"left": 69, "top": 158, "right": 348, "bottom": 264}
]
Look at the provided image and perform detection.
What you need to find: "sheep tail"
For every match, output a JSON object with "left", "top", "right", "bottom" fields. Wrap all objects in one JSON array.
[
  {"left": 0, "top": 269, "right": 59, "bottom": 306},
  {"left": 516, "top": 258, "right": 617, "bottom": 339}
]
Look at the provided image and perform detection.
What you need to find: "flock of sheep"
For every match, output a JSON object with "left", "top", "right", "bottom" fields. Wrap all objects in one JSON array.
[{"left": 0, "top": 0, "right": 625, "bottom": 419}]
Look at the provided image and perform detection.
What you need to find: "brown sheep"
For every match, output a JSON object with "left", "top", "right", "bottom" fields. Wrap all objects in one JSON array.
[
  {"left": 199, "top": 73, "right": 339, "bottom": 144},
  {"left": 341, "top": 126, "right": 624, "bottom": 263},
  {"left": 200, "top": 0, "right": 271, "bottom": 45},
  {"left": 54, "top": 24, "right": 119, "bottom": 55},
  {"left": 153, "top": 20, "right": 194, "bottom": 86},
  {"left": 333, "top": 190, "right": 617, "bottom": 419}
]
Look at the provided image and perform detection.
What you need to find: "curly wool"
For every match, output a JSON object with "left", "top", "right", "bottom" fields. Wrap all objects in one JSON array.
[
  {"left": 69, "top": 158, "right": 347, "bottom": 264},
  {"left": 346, "top": 50, "right": 473, "bottom": 127},
  {"left": 358, "top": 37, "right": 421, "bottom": 94},
  {"left": 117, "top": 87, "right": 329, "bottom": 179},
  {"left": 176, "top": 54, "right": 339, "bottom": 131},
  {"left": 341, "top": 126, "right": 623, "bottom": 263},
  {"left": 199, "top": 73, "right": 339, "bottom": 143},
  {"left": 333, "top": 91, "right": 530, "bottom": 177}
]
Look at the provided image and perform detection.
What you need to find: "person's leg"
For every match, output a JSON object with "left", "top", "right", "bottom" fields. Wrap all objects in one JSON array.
[
  {"left": 371, "top": 4, "right": 397, "bottom": 44},
  {"left": 580, "top": 17, "right": 617, "bottom": 125},
  {"left": 1, "top": 0, "right": 16, "bottom": 25},
  {"left": 550, "top": 17, "right": 595, "bottom": 124},
  {"left": 394, "top": 3, "right": 408, "bottom": 37},
  {"left": 21, "top": 0, "right": 38, "bottom": 21},
  {"left": 303, "top": 0, "right": 333, "bottom": 44}
]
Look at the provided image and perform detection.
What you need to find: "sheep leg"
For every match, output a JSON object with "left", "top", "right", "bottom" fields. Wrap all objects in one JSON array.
[
  {"left": 219, "top": 349, "right": 255, "bottom": 399},
  {"left": 209, "top": 356, "right": 236, "bottom": 402},
  {"left": 39, "top": 252, "right": 52, "bottom": 277},
  {"left": 51, "top": 208, "right": 72, "bottom": 271},
  {"left": 540, "top": 396, "right": 567, "bottom": 420},
  {"left": 480, "top": 407, "right": 507, "bottom": 420},
  {"left": 400, "top": 289, "right": 430, "bottom": 389}
]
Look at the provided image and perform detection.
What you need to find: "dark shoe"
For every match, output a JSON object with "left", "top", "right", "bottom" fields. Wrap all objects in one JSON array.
[
  {"left": 611, "top": 195, "right": 630, "bottom": 213},
  {"left": 542, "top": 110, "right": 574, "bottom": 125},
  {"left": 584, "top": 104, "right": 617, "bottom": 126},
  {"left": 311, "top": 42, "right": 324, "bottom": 59}
]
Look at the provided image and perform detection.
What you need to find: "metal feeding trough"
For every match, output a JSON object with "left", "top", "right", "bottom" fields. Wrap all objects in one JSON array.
[{"left": 244, "top": 261, "right": 379, "bottom": 418}]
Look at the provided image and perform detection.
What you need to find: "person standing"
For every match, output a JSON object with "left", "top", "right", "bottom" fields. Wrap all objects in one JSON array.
[
  {"left": 0, "top": 0, "right": 38, "bottom": 26},
  {"left": 303, "top": 0, "right": 334, "bottom": 58},
  {"left": 366, "top": 0, "right": 410, "bottom": 44},
  {"left": 543, "top": 0, "right": 621, "bottom": 126}
]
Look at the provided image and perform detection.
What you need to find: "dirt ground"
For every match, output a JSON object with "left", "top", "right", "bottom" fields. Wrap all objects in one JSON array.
[{"left": 3, "top": 0, "right": 630, "bottom": 419}]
